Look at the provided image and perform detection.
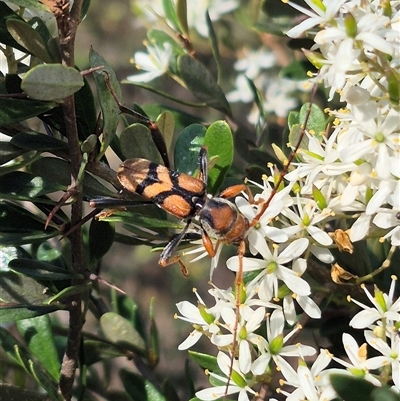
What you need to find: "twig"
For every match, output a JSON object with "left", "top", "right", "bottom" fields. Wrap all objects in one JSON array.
[{"left": 47, "top": 1, "right": 85, "bottom": 399}]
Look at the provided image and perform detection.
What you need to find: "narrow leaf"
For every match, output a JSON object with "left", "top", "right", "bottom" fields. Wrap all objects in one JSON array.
[
  {"left": 156, "top": 110, "right": 175, "bottom": 153},
  {"left": 10, "top": 131, "right": 68, "bottom": 151},
  {"left": 89, "top": 47, "right": 121, "bottom": 158},
  {"left": 0, "top": 327, "right": 61, "bottom": 399},
  {"left": 0, "top": 305, "right": 58, "bottom": 322},
  {"left": 0, "top": 3, "right": 29, "bottom": 52},
  {"left": 8, "top": 258, "right": 74, "bottom": 281},
  {"left": 6, "top": 19, "right": 52, "bottom": 63},
  {"left": 6, "top": 0, "right": 49, "bottom": 11},
  {"left": 178, "top": 55, "right": 231, "bottom": 115},
  {"left": 176, "top": 0, "right": 189, "bottom": 35},
  {"left": 88, "top": 220, "right": 115, "bottom": 263},
  {"left": 0, "top": 98, "right": 56, "bottom": 125},
  {"left": 162, "top": 0, "right": 181, "bottom": 32},
  {"left": 17, "top": 315, "right": 60, "bottom": 380},
  {"left": 100, "top": 312, "right": 146, "bottom": 354},
  {"left": 0, "top": 172, "right": 64, "bottom": 199}
]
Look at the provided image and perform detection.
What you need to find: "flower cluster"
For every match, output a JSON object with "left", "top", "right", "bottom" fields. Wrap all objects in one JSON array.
[{"left": 172, "top": 1, "right": 400, "bottom": 399}]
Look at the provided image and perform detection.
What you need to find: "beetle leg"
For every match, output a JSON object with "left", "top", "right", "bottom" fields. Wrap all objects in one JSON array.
[
  {"left": 158, "top": 220, "right": 191, "bottom": 276},
  {"left": 219, "top": 184, "right": 254, "bottom": 203},
  {"left": 201, "top": 231, "right": 218, "bottom": 258},
  {"left": 197, "top": 146, "right": 209, "bottom": 184}
]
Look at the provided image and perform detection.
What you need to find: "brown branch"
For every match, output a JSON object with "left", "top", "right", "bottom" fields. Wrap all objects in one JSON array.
[{"left": 48, "top": 1, "right": 85, "bottom": 400}]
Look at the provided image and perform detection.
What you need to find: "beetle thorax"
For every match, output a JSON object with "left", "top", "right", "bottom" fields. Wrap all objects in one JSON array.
[{"left": 199, "top": 197, "right": 249, "bottom": 244}]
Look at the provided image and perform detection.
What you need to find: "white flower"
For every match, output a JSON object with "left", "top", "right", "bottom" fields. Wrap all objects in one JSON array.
[
  {"left": 281, "top": 197, "right": 333, "bottom": 247},
  {"left": 236, "top": 176, "right": 293, "bottom": 255},
  {"left": 211, "top": 306, "right": 266, "bottom": 374},
  {"left": 374, "top": 208, "right": 400, "bottom": 246},
  {"left": 340, "top": 107, "right": 400, "bottom": 180},
  {"left": 251, "top": 309, "right": 316, "bottom": 375},
  {"left": 282, "top": 258, "right": 322, "bottom": 325},
  {"left": 195, "top": 351, "right": 258, "bottom": 401},
  {"left": 278, "top": 349, "right": 336, "bottom": 401},
  {"left": 285, "top": 0, "right": 348, "bottom": 38},
  {"left": 332, "top": 333, "right": 383, "bottom": 386},
  {"left": 285, "top": 130, "right": 355, "bottom": 195},
  {"left": 175, "top": 289, "right": 220, "bottom": 350},
  {"left": 364, "top": 330, "right": 400, "bottom": 389},
  {"left": 227, "top": 238, "right": 310, "bottom": 302},
  {"left": 127, "top": 42, "right": 173, "bottom": 83},
  {"left": 349, "top": 276, "right": 400, "bottom": 329}
]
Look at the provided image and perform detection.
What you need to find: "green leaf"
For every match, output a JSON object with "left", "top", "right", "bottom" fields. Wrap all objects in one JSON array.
[
  {"left": 100, "top": 312, "right": 146, "bottom": 354},
  {"left": 178, "top": 55, "right": 231, "bottom": 115},
  {"left": 174, "top": 123, "right": 206, "bottom": 174},
  {"left": 288, "top": 124, "right": 309, "bottom": 151},
  {"left": 6, "top": 19, "right": 52, "bottom": 63},
  {"left": 0, "top": 98, "right": 56, "bottom": 125},
  {"left": 312, "top": 185, "right": 327, "bottom": 210},
  {"left": 176, "top": 0, "right": 189, "bottom": 35},
  {"left": 10, "top": 130, "right": 68, "bottom": 151},
  {"left": 121, "top": 370, "right": 167, "bottom": 401},
  {"left": 83, "top": 339, "right": 126, "bottom": 365},
  {"left": 21, "top": 64, "right": 84, "bottom": 101},
  {"left": 0, "top": 141, "right": 26, "bottom": 165},
  {"left": 73, "top": 75, "right": 97, "bottom": 139},
  {"left": 156, "top": 110, "right": 175, "bottom": 153},
  {"left": 205, "top": 11, "right": 222, "bottom": 83},
  {"left": 0, "top": 201, "right": 60, "bottom": 247},
  {"left": 6, "top": 0, "right": 50, "bottom": 11},
  {"left": 371, "top": 387, "right": 400, "bottom": 401},
  {"left": 8, "top": 258, "right": 74, "bottom": 281},
  {"left": 28, "top": 157, "right": 116, "bottom": 198},
  {"left": 88, "top": 219, "right": 115, "bottom": 263},
  {"left": 204, "top": 120, "right": 234, "bottom": 194},
  {"left": 149, "top": 298, "right": 159, "bottom": 367},
  {"left": 112, "top": 293, "right": 144, "bottom": 338},
  {"left": 89, "top": 47, "right": 121, "bottom": 159},
  {"left": 0, "top": 327, "right": 61, "bottom": 400},
  {"left": 162, "top": 0, "right": 181, "bottom": 32},
  {"left": 0, "top": 171, "right": 64, "bottom": 200},
  {"left": 330, "top": 374, "right": 376, "bottom": 401},
  {"left": 0, "top": 305, "right": 58, "bottom": 322},
  {"left": 387, "top": 69, "right": 400, "bottom": 106},
  {"left": 35, "top": 242, "right": 67, "bottom": 269},
  {"left": 0, "top": 3, "right": 29, "bottom": 52},
  {"left": 0, "top": 269, "right": 57, "bottom": 319},
  {"left": 17, "top": 315, "right": 60, "bottom": 380},
  {"left": 299, "top": 102, "right": 326, "bottom": 139},
  {"left": 44, "top": 284, "right": 91, "bottom": 305},
  {"left": 188, "top": 351, "right": 220, "bottom": 373},
  {"left": 287, "top": 110, "right": 299, "bottom": 130},
  {"left": 120, "top": 123, "right": 163, "bottom": 164}
]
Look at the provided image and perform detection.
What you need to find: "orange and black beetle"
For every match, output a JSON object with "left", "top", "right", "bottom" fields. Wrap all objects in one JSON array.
[{"left": 117, "top": 147, "right": 249, "bottom": 274}]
